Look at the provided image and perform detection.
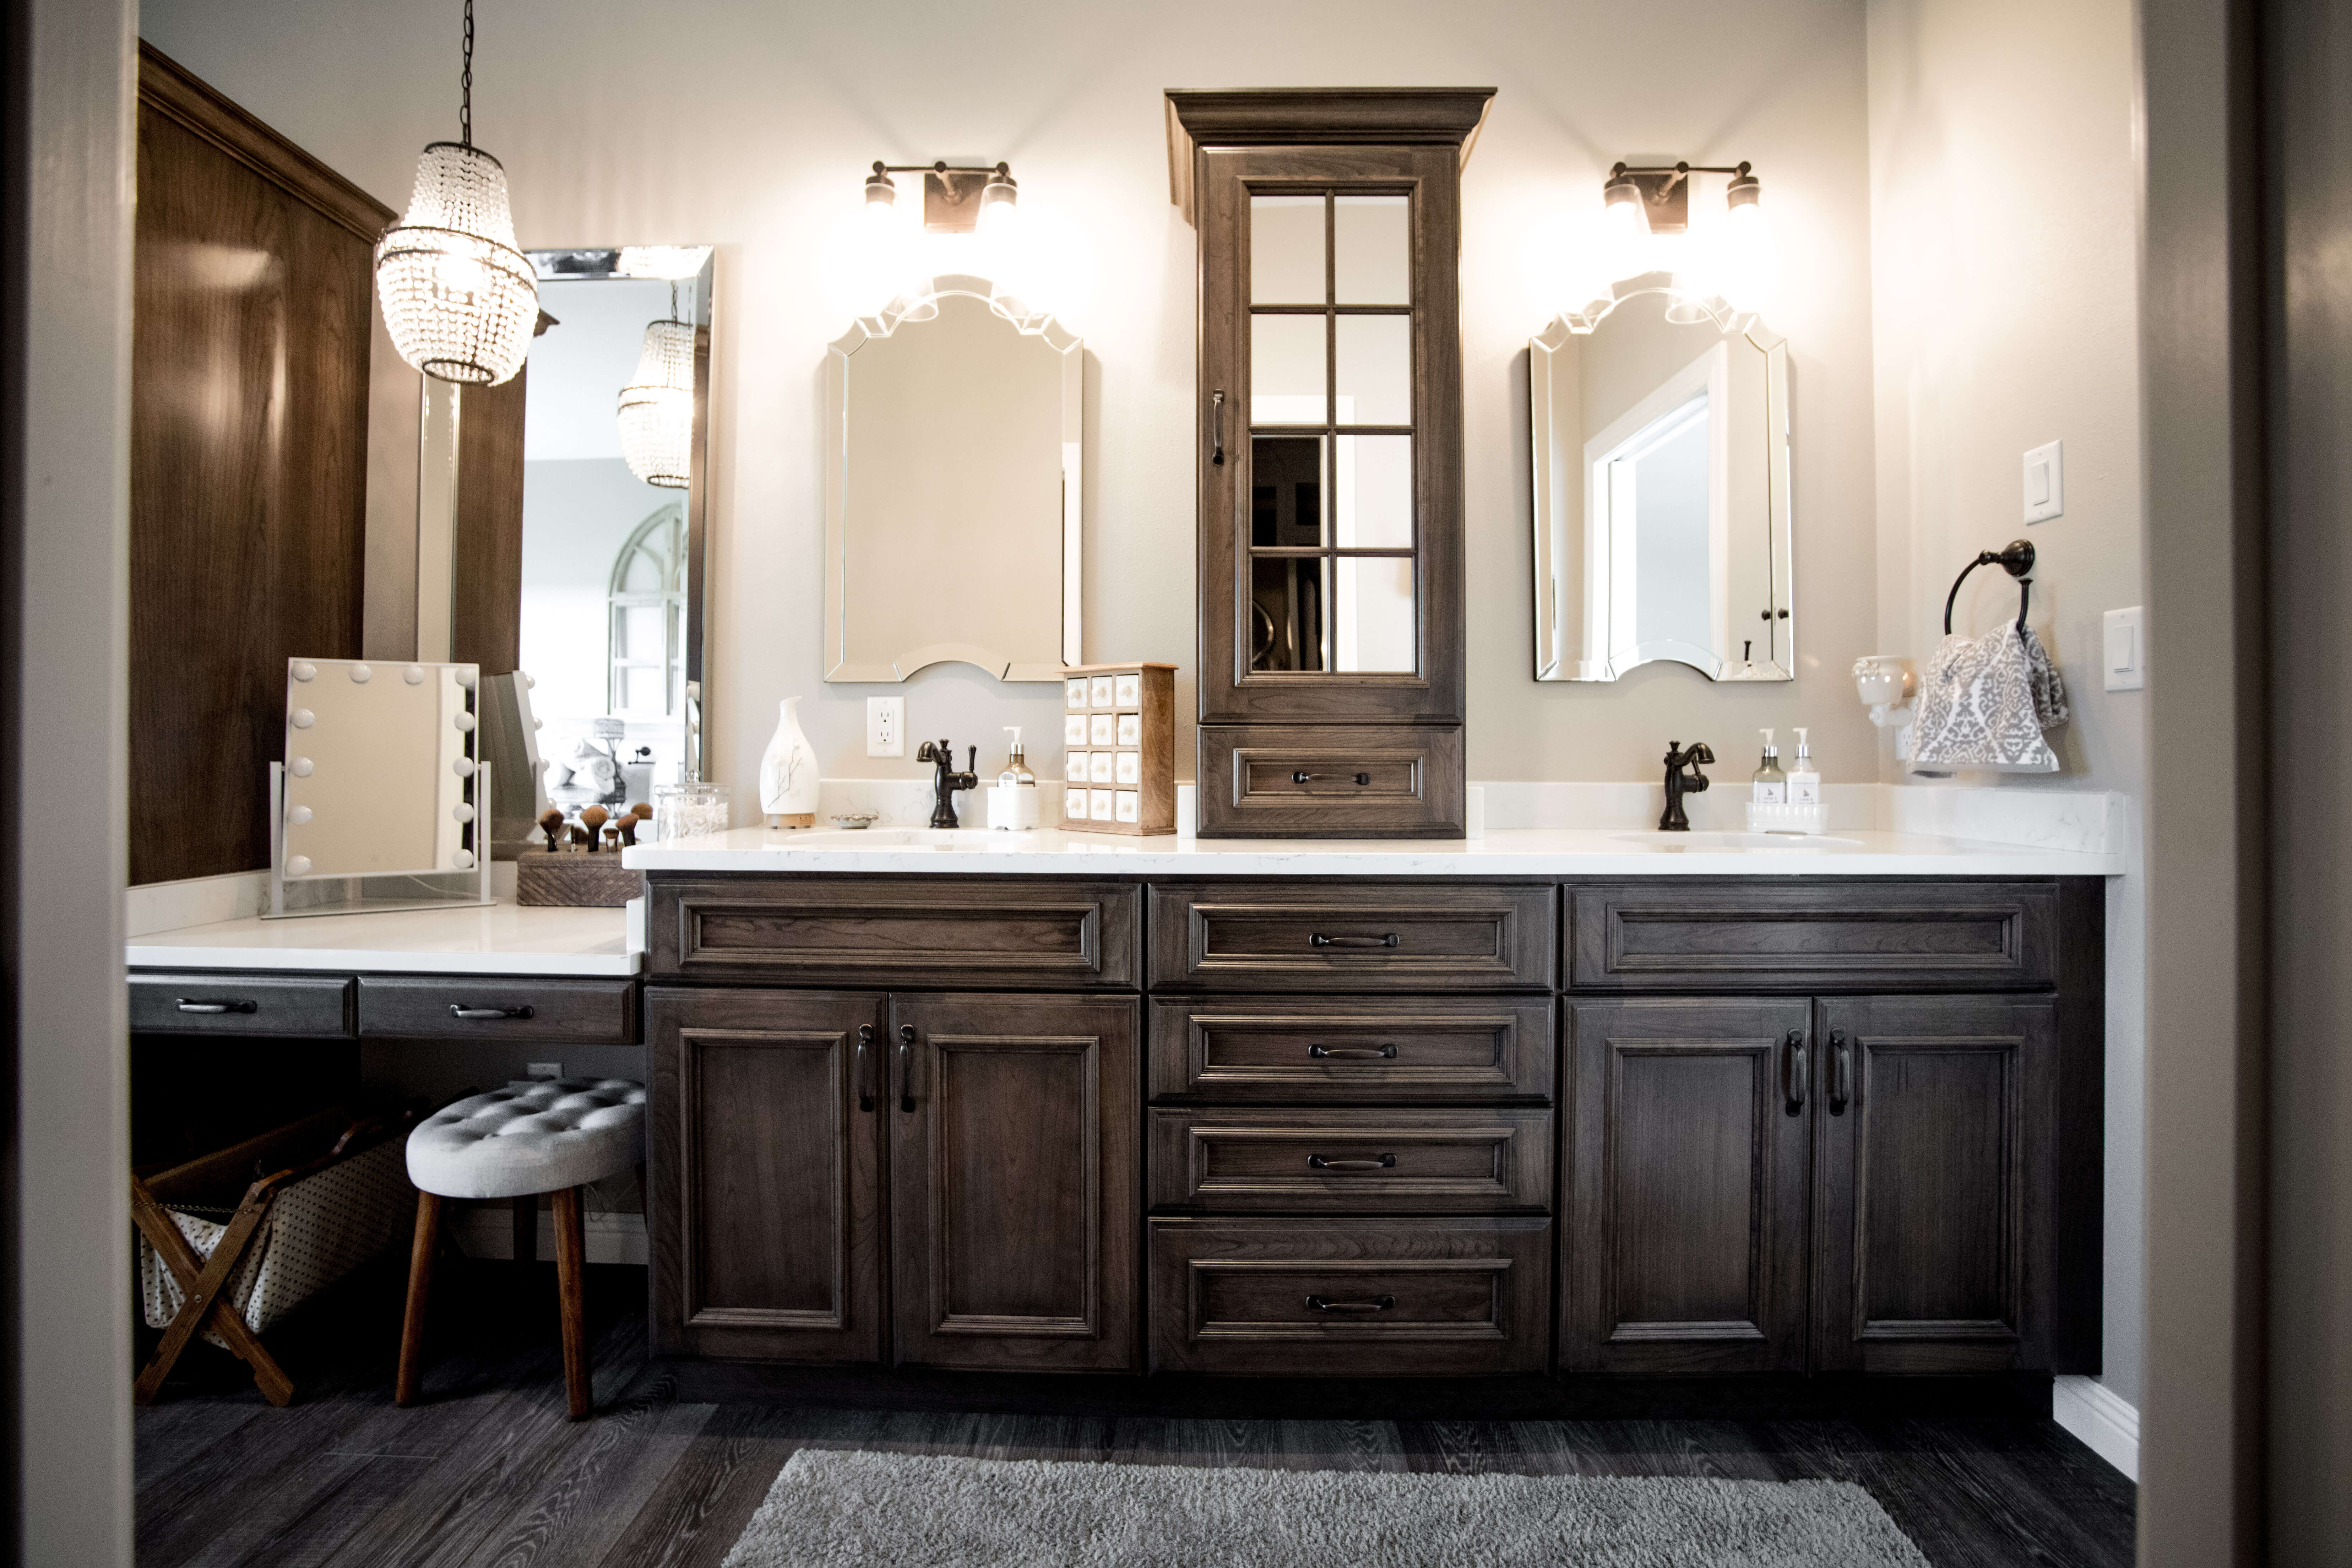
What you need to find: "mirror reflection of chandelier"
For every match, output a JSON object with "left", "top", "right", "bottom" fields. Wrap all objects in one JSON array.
[{"left": 618, "top": 310, "right": 695, "bottom": 490}]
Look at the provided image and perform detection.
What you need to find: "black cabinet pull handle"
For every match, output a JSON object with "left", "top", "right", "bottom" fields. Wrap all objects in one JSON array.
[
  {"left": 1307, "top": 1154, "right": 1396, "bottom": 1172},
  {"left": 896, "top": 1024, "right": 917, "bottom": 1112},
  {"left": 1210, "top": 389, "right": 1226, "bottom": 466},
  {"left": 1291, "top": 770, "right": 1372, "bottom": 786},
  {"left": 174, "top": 998, "right": 256, "bottom": 1015},
  {"left": 1309, "top": 1043, "right": 1398, "bottom": 1060},
  {"left": 450, "top": 1004, "right": 534, "bottom": 1020},
  {"left": 1305, "top": 1294, "right": 1395, "bottom": 1314},
  {"left": 1783, "top": 1028, "right": 1807, "bottom": 1115},
  {"left": 1830, "top": 1029, "right": 1852, "bottom": 1115},
  {"left": 854, "top": 1024, "right": 876, "bottom": 1113},
  {"left": 1310, "top": 933, "right": 1399, "bottom": 949}
]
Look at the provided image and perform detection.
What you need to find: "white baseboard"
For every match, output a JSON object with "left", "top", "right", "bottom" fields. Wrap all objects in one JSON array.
[
  {"left": 449, "top": 1205, "right": 647, "bottom": 1266},
  {"left": 2052, "top": 1375, "right": 2139, "bottom": 1480}
]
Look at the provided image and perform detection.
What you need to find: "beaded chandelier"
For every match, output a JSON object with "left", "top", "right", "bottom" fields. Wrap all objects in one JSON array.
[
  {"left": 374, "top": 0, "right": 537, "bottom": 385},
  {"left": 618, "top": 318, "right": 696, "bottom": 489}
]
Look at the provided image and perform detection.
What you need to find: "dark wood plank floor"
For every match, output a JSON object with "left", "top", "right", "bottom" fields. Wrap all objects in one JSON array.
[{"left": 135, "top": 1261, "right": 2136, "bottom": 1568}]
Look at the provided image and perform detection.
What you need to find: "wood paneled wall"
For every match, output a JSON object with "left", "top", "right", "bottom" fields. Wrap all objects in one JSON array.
[
  {"left": 130, "top": 43, "right": 393, "bottom": 884},
  {"left": 452, "top": 371, "right": 527, "bottom": 677}
]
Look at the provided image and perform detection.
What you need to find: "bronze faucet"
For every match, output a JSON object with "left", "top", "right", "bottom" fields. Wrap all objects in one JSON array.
[
  {"left": 1659, "top": 740, "right": 1715, "bottom": 831},
  {"left": 915, "top": 739, "right": 979, "bottom": 829}
]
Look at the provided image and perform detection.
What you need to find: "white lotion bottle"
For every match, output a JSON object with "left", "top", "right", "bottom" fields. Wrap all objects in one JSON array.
[
  {"left": 1752, "top": 728, "right": 1787, "bottom": 804},
  {"left": 1787, "top": 728, "right": 1821, "bottom": 806},
  {"left": 989, "top": 726, "right": 1039, "bottom": 830}
]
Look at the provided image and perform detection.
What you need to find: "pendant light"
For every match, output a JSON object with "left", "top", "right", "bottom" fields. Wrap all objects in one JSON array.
[
  {"left": 619, "top": 282, "right": 695, "bottom": 490},
  {"left": 374, "top": 0, "right": 538, "bottom": 385}
]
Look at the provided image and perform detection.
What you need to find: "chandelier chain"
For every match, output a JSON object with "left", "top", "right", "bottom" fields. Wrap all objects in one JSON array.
[{"left": 460, "top": 0, "right": 473, "bottom": 149}]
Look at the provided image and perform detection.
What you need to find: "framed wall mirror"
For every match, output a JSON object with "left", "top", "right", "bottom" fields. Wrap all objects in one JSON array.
[
  {"left": 517, "top": 246, "right": 715, "bottom": 795},
  {"left": 1529, "top": 289, "right": 1791, "bottom": 682},
  {"left": 822, "top": 275, "right": 1081, "bottom": 682}
]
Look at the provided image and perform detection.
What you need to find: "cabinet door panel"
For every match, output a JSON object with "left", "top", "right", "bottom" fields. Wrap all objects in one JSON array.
[
  {"left": 647, "top": 987, "right": 885, "bottom": 1362},
  {"left": 1814, "top": 996, "right": 2055, "bottom": 1373},
  {"left": 1564, "top": 999, "right": 1811, "bottom": 1373},
  {"left": 889, "top": 993, "right": 1139, "bottom": 1371}
]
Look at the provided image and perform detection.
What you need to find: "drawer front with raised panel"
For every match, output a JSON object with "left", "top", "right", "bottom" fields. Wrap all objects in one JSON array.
[
  {"left": 1149, "top": 1107, "right": 1552, "bottom": 1214},
  {"left": 1197, "top": 724, "right": 1465, "bottom": 838},
  {"left": 1150, "top": 881, "right": 1553, "bottom": 992},
  {"left": 130, "top": 972, "right": 354, "bottom": 1037},
  {"left": 357, "top": 976, "right": 639, "bottom": 1043},
  {"left": 1148, "top": 994, "right": 1554, "bottom": 1103},
  {"left": 1149, "top": 1216, "right": 1549, "bottom": 1375},
  {"left": 649, "top": 877, "right": 1142, "bottom": 989},
  {"left": 1567, "top": 881, "right": 2059, "bottom": 993}
]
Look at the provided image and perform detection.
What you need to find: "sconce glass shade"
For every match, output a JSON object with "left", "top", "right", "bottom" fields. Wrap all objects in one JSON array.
[
  {"left": 978, "top": 171, "right": 1019, "bottom": 237},
  {"left": 374, "top": 142, "right": 538, "bottom": 385},
  {"left": 617, "top": 320, "right": 696, "bottom": 489},
  {"left": 1716, "top": 177, "right": 1778, "bottom": 313},
  {"left": 1599, "top": 173, "right": 1653, "bottom": 282}
]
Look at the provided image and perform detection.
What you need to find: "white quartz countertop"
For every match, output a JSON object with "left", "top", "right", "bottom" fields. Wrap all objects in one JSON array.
[
  {"left": 623, "top": 825, "right": 2123, "bottom": 878},
  {"left": 129, "top": 901, "right": 642, "bottom": 976}
]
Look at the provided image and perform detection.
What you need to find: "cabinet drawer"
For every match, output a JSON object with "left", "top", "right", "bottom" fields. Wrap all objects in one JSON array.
[
  {"left": 1149, "top": 1108, "right": 1552, "bottom": 1214},
  {"left": 1197, "top": 725, "right": 1464, "bottom": 838},
  {"left": 130, "top": 972, "right": 353, "bottom": 1037},
  {"left": 1150, "top": 881, "right": 1552, "bottom": 992},
  {"left": 1148, "top": 995, "right": 1554, "bottom": 1102},
  {"left": 648, "top": 877, "right": 1141, "bottom": 989},
  {"left": 356, "top": 976, "right": 639, "bottom": 1043},
  {"left": 1567, "top": 881, "right": 2059, "bottom": 992},
  {"left": 1149, "top": 1216, "right": 1549, "bottom": 1376}
]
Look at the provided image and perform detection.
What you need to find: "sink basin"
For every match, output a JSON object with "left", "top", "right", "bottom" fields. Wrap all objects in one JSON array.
[
  {"left": 771, "top": 827, "right": 1025, "bottom": 850},
  {"left": 1611, "top": 830, "right": 1865, "bottom": 851}
]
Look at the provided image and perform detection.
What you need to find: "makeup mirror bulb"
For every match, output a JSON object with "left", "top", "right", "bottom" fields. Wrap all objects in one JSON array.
[
  {"left": 291, "top": 661, "right": 316, "bottom": 682},
  {"left": 451, "top": 850, "right": 475, "bottom": 870},
  {"left": 288, "top": 805, "right": 313, "bottom": 825},
  {"left": 452, "top": 758, "right": 474, "bottom": 777},
  {"left": 287, "top": 855, "right": 311, "bottom": 876},
  {"left": 453, "top": 712, "right": 476, "bottom": 731},
  {"left": 403, "top": 664, "right": 426, "bottom": 684},
  {"left": 291, "top": 756, "right": 314, "bottom": 776},
  {"left": 452, "top": 803, "right": 475, "bottom": 822},
  {"left": 291, "top": 708, "right": 315, "bottom": 729},
  {"left": 349, "top": 663, "right": 372, "bottom": 683}
]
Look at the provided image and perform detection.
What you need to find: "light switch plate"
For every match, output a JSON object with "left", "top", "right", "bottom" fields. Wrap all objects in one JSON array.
[
  {"left": 2103, "top": 606, "right": 2145, "bottom": 691},
  {"left": 866, "top": 695, "right": 905, "bottom": 757},
  {"left": 2024, "top": 440, "right": 2065, "bottom": 523}
]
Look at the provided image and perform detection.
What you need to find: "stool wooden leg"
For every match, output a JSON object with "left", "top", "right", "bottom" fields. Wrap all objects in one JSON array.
[
  {"left": 396, "top": 1192, "right": 443, "bottom": 1406},
  {"left": 551, "top": 1186, "right": 591, "bottom": 1420},
  {"left": 511, "top": 1195, "right": 536, "bottom": 1266}
]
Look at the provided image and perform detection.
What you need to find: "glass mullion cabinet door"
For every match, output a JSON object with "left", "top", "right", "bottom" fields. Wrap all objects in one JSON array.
[{"left": 1197, "top": 146, "right": 1465, "bottom": 723}]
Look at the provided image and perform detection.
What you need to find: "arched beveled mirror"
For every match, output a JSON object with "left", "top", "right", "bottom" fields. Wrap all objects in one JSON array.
[{"left": 1530, "top": 285, "right": 1791, "bottom": 682}]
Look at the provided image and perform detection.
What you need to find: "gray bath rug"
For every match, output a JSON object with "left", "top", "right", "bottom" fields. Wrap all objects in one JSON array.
[{"left": 721, "top": 1448, "right": 1932, "bottom": 1568}]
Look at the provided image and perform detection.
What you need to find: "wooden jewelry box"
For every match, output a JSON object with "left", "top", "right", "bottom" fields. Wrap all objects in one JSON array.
[{"left": 1058, "top": 663, "right": 1175, "bottom": 835}]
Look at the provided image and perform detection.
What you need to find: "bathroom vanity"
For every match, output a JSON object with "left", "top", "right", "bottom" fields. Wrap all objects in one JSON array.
[{"left": 628, "top": 829, "right": 2111, "bottom": 1385}]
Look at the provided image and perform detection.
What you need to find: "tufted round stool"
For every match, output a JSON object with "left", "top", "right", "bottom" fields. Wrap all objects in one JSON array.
[{"left": 396, "top": 1078, "right": 646, "bottom": 1419}]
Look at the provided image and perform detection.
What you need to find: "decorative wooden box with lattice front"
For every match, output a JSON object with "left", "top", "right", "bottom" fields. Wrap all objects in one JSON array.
[{"left": 1057, "top": 663, "right": 1176, "bottom": 836}]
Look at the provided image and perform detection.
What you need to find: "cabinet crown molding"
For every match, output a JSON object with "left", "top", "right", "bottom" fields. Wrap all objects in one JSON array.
[{"left": 1163, "top": 87, "right": 1496, "bottom": 223}]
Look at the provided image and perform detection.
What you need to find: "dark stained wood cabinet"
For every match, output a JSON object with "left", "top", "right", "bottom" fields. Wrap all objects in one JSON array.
[
  {"left": 648, "top": 988, "right": 886, "bottom": 1363},
  {"left": 1169, "top": 90, "right": 1492, "bottom": 837},
  {"left": 647, "top": 984, "right": 1138, "bottom": 1371},
  {"left": 1810, "top": 995, "right": 2059, "bottom": 1374},
  {"left": 1562, "top": 1000, "right": 1813, "bottom": 1374},
  {"left": 648, "top": 870, "right": 2102, "bottom": 1385}
]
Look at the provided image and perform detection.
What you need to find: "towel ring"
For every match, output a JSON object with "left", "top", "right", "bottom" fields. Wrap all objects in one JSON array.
[{"left": 1944, "top": 538, "right": 2036, "bottom": 635}]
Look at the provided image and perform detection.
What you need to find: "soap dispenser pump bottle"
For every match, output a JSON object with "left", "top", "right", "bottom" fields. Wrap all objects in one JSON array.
[
  {"left": 1787, "top": 728, "right": 1821, "bottom": 805},
  {"left": 1752, "top": 728, "right": 1788, "bottom": 804},
  {"left": 989, "top": 726, "right": 1039, "bottom": 831}
]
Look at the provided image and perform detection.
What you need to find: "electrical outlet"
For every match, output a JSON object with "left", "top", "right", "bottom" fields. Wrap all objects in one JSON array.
[
  {"left": 527, "top": 1061, "right": 563, "bottom": 1080},
  {"left": 867, "top": 695, "right": 905, "bottom": 757},
  {"left": 2024, "top": 440, "right": 2064, "bottom": 523}
]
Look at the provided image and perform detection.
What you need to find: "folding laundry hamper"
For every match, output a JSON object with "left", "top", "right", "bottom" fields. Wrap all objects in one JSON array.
[{"left": 132, "top": 1105, "right": 417, "bottom": 1405}]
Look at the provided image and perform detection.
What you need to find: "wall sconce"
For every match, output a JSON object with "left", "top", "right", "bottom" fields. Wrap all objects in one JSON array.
[
  {"left": 849, "top": 159, "right": 1030, "bottom": 319},
  {"left": 1557, "top": 159, "right": 1778, "bottom": 334}
]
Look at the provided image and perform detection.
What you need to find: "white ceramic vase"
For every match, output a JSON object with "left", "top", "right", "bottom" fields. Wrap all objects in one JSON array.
[{"left": 758, "top": 696, "right": 820, "bottom": 826}]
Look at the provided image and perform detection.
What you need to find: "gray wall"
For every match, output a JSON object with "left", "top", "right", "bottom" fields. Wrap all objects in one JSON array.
[
  {"left": 137, "top": 0, "right": 1888, "bottom": 794},
  {"left": 4, "top": 0, "right": 137, "bottom": 1562},
  {"left": 1863, "top": 0, "right": 2150, "bottom": 1410}
]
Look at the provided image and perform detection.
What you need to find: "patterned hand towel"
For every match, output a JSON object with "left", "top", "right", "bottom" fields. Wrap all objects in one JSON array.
[{"left": 1908, "top": 622, "right": 2066, "bottom": 773}]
